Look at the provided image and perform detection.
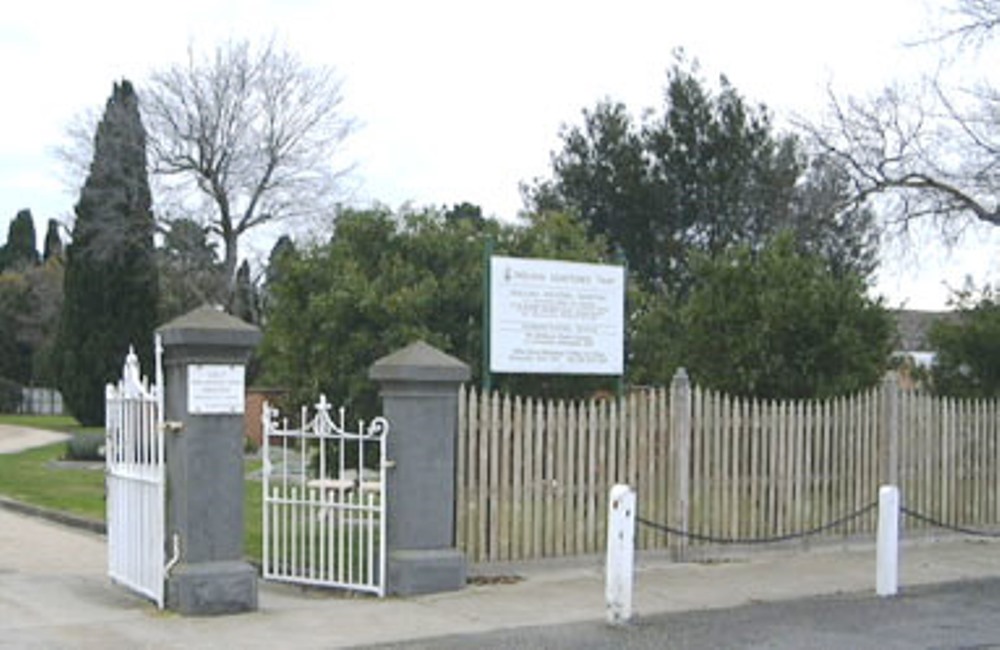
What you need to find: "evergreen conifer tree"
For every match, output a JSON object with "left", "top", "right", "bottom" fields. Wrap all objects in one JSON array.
[
  {"left": 231, "top": 259, "right": 259, "bottom": 324},
  {"left": 1, "top": 209, "right": 39, "bottom": 271},
  {"left": 43, "top": 219, "right": 63, "bottom": 262},
  {"left": 56, "top": 80, "right": 159, "bottom": 425}
]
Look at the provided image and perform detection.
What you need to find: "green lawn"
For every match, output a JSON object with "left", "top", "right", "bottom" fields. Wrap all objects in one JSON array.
[
  {"left": 0, "top": 414, "right": 266, "bottom": 564},
  {"left": 245, "top": 458, "right": 263, "bottom": 563},
  {"left": 0, "top": 442, "right": 107, "bottom": 520}
]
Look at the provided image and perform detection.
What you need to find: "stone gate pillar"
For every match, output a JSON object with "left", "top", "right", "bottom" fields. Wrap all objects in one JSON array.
[
  {"left": 369, "top": 340, "right": 470, "bottom": 596},
  {"left": 158, "top": 305, "right": 261, "bottom": 615}
]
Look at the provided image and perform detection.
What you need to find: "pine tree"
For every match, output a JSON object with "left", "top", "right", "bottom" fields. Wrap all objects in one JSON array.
[{"left": 56, "top": 80, "right": 159, "bottom": 425}]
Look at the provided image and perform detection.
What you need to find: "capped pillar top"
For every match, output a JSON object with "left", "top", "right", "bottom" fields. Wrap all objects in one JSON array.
[
  {"left": 369, "top": 340, "right": 470, "bottom": 384},
  {"left": 157, "top": 305, "right": 261, "bottom": 348}
]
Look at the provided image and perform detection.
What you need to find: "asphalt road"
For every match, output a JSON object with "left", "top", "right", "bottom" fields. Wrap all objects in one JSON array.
[{"left": 370, "top": 577, "right": 1000, "bottom": 650}]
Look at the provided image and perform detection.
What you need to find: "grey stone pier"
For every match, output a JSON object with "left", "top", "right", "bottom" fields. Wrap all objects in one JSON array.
[
  {"left": 158, "top": 305, "right": 261, "bottom": 615},
  {"left": 369, "top": 341, "right": 471, "bottom": 596}
]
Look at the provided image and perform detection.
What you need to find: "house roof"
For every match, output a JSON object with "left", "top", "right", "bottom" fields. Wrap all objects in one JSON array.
[{"left": 892, "top": 309, "right": 959, "bottom": 352}]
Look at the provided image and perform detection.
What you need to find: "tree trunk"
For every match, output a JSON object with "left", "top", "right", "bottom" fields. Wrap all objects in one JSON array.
[{"left": 223, "top": 232, "right": 239, "bottom": 313}]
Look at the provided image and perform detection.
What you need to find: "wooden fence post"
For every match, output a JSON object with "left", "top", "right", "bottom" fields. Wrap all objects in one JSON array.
[
  {"left": 880, "top": 372, "right": 900, "bottom": 488},
  {"left": 670, "top": 368, "right": 692, "bottom": 560}
]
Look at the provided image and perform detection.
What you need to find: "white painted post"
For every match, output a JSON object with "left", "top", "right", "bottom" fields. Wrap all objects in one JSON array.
[
  {"left": 606, "top": 484, "right": 636, "bottom": 625},
  {"left": 877, "top": 484, "right": 900, "bottom": 597}
]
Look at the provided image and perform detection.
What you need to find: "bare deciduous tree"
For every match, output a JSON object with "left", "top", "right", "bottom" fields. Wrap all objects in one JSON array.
[
  {"left": 800, "top": 1, "right": 1000, "bottom": 241},
  {"left": 925, "top": 0, "right": 1000, "bottom": 49},
  {"left": 142, "top": 38, "right": 355, "bottom": 304}
]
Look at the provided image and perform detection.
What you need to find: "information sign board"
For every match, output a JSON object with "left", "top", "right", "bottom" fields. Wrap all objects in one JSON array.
[
  {"left": 490, "top": 256, "right": 624, "bottom": 375},
  {"left": 187, "top": 364, "right": 245, "bottom": 415}
]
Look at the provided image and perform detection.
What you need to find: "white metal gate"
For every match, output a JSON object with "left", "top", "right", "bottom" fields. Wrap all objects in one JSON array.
[
  {"left": 262, "top": 395, "right": 389, "bottom": 596},
  {"left": 105, "top": 340, "right": 165, "bottom": 608}
]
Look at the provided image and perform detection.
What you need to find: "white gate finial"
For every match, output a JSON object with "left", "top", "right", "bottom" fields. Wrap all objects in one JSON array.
[{"left": 123, "top": 346, "right": 142, "bottom": 398}]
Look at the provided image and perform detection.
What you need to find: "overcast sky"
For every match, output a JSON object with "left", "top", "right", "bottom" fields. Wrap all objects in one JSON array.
[{"left": 2, "top": 0, "right": 996, "bottom": 309}]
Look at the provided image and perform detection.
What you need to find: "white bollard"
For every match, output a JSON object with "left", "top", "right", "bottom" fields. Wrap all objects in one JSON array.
[
  {"left": 877, "top": 484, "right": 900, "bottom": 597},
  {"left": 606, "top": 484, "right": 637, "bottom": 625}
]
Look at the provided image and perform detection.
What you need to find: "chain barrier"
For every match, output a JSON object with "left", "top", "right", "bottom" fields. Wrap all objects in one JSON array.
[
  {"left": 636, "top": 501, "right": 878, "bottom": 546},
  {"left": 900, "top": 507, "right": 1000, "bottom": 539}
]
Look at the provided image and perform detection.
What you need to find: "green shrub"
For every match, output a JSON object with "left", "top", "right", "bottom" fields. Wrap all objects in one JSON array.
[
  {"left": 64, "top": 431, "right": 106, "bottom": 461},
  {"left": 244, "top": 434, "right": 259, "bottom": 456}
]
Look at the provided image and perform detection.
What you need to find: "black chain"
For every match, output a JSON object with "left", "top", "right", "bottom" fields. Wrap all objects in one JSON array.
[
  {"left": 900, "top": 507, "right": 1000, "bottom": 539},
  {"left": 636, "top": 501, "right": 878, "bottom": 545}
]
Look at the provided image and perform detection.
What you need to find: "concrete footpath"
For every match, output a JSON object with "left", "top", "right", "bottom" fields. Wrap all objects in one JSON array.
[
  {"left": 0, "top": 423, "right": 68, "bottom": 453},
  {"left": 3, "top": 424, "right": 1000, "bottom": 649}
]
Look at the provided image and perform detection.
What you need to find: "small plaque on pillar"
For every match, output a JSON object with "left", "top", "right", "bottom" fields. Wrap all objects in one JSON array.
[{"left": 188, "top": 364, "right": 245, "bottom": 415}]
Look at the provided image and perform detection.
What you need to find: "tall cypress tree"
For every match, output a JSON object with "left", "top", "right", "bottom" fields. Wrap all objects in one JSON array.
[
  {"left": 0, "top": 209, "right": 39, "bottom": 271},
  {"left": 57, "top": 80, "right": 159, "bottom": 425},
  {"left": 43, "top": 219, "right": 63, "bottom": 262}
]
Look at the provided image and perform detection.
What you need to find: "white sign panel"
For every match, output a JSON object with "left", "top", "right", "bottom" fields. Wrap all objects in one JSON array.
[
  {"left": 188, "top": 364, "right": 245, "bottom": 415},
  {"left": 490, "top": 256, "right": 624, "bottom": 375}
]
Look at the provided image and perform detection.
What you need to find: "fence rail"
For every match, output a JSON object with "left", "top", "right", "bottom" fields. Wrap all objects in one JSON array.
[{"left": 456, "top": 371, "right": 1000, "bottom": 563}]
